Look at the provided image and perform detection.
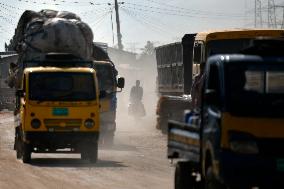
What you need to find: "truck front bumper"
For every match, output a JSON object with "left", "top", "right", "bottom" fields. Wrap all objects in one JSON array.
[
  {"left": 220, "top": 150, "right": 284, "bottom": 189},
  {"left": 24, "top": 132, "right": 99, "bottom": 151}
]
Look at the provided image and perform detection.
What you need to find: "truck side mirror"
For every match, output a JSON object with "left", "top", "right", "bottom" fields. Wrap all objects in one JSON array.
[
  {"left": 117, "top": 77, "right": 125, "bottom": 88},
  {"left": 193, "top": 43, "right": 202, "bottom": 63},
  {"left": 99, "top": 90, "right": 107, "bottom": 99},
  {"left": 16, "top": 89, "right": 24, "bottom": 97}
]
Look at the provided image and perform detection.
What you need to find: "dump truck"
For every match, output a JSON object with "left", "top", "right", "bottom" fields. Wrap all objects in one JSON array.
[
  {"left": 155, "top": 29, "right": 284, "bottom": 133},
  {"left": 7, "top": 9, "right": 124, "bottom": 146},
  {"left": 168, "top": 38, "right": 284, "bottom": 189},
  {"left": 155, "top": 34, "right": 196, "bottom": 133},
  {"left": 9, "top": 9, "right": 104, "bottom": 163}
]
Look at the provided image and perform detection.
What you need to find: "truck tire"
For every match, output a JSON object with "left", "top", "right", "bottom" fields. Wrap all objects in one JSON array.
[
  {"left": 81, "top": 151, "right": 88, "bottom": 161},
  {"left": 15, "top": 129, "right": 22, "bottom": 159},
  {"left": 15, "top": 137, "right": 22, "bottom": 159},
  {"left": 89, "top": 142, "right": 98, "bottom": 163},
  {"left": 205, "top": 166, "right": 226, "bottom": 189},
  {"left": 175, "top": 162, "right": 195, "bottom": 189},
  {"left": 22, "top": 143, "right": 31, "bottom": 163}
]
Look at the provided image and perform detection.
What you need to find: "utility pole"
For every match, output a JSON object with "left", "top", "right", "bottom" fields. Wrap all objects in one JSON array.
[
  {"left": 114, "top": 0, "right": 123, "bottom": 50},
  {"left": 274, "top": 5, "right": 284, "bottom": 28},
  {"left": 108, "top": 3, "right": 115, "bottom": 47},
  {"left": 268, "top": 0, "right": 277, "bottom": 28},
  {"left": 255, "top": 0, "right": 263, "bottom": 28},
  {"left": 282, "top": 7, "right": 284, "bottom": 28}
]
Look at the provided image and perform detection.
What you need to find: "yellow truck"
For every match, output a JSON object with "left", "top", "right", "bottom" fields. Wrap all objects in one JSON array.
[
  {"left": 168, "top": 39, "right": 284, "bottom": 189},
  {"left": 156, "top": 29, "right": 284, "bottom": 133},
  {"left": 14, "top": 54, "right": 101, "bottom": 163}
]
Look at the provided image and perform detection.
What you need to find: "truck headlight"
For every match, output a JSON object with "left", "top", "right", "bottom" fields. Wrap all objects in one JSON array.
[
  {"left": 31, "top": 119, "right": 41, "bottom": 129},
  {"left": 84, "top": 119, "right": 94, "bottom": 129},
  {"left": 229, "top": 131, "right": 259, "bottom": 154}
]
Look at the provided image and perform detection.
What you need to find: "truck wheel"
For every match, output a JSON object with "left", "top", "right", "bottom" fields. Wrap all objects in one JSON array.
[
  {"left": 205, "top": 166, "right": 226, "bottom": 189},
  {"left": 81, "top": 151, "right": 88, "bottom": 161},
  {"left": 89, "top": 142, "right": 98, "bottom": 163},
  {"left": 22, "top": 143, "right": 31, "bottom": 163},
  {"left": 15, "top": 130, "right": 22, "bottom": 159},
  {"left": 175, "top": 162, "right": 195, "bottom": 189},
  {"left": 16, "top": 138, "right": 22, "bottom": 159}
]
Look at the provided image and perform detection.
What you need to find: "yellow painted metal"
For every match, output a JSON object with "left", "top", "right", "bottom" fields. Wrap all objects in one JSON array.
[
  {"left": 195, "top": 29, "right": 284, "bottom": 42},
  {"left": 221, "top": 113, "right": 284, "bottom": 148},
  {"left": 20, "top": 67, "right": 100, "bottom": 133}
]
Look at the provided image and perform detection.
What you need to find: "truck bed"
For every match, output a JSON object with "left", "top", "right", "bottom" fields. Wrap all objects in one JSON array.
[{"left": 167, "top": 120, "right": 200, "bottom": 162}]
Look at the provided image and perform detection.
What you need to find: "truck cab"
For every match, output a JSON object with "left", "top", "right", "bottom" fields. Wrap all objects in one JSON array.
[
  {"left": 168, "top": 54, "right": 284, "bottom": 189},
  {"left": 14, "top": 60, "right": 100, "bottom": 163},
  {"left": 93, "top": 60, "right": 124, "bottom": 145}
]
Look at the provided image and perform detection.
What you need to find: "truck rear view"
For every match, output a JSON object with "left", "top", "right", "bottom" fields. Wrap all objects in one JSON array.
[{"left": 155, "top": 34, "right": 196, "bottom": 133}]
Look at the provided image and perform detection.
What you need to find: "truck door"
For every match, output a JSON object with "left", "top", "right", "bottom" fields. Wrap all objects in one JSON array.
[{"left": 202, "top": 62, "right": 222, "bottom": 166}]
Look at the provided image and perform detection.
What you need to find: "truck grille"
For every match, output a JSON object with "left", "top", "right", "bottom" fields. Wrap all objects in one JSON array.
[{"left": 44, "top": 119, "right": 82, "bottom": 131}]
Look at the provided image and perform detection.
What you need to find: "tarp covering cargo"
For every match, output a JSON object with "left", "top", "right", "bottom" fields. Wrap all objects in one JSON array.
[
  {"left": 12, "top": 9, "right": 94, "bottom": 61},
  {"left": 7, "top": 9, "right": 98, "bottom": 88}
]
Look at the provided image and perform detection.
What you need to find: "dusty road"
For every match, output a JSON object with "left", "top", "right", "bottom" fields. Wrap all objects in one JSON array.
[{"left": 0, "top": 107, "right": 174, "bottom": 189}]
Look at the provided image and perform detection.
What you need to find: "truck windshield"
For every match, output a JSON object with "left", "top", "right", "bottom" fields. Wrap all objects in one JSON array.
[
  {"left": 93, "top": 63, "right": 115, "bottom": 93},
  {"left": 207, "top": 39, "right": 252, "bottom": 57},
  {"left": 225, "top": 63, "right": 284, "bottom": 117},
  {"left": 29, "top": 72, "right": 96, "bottom": 101}
]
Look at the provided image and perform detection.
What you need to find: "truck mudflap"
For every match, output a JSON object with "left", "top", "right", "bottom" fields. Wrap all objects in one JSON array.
[{"left": 168, "top": 120, "right": 200, "bottom": 162}]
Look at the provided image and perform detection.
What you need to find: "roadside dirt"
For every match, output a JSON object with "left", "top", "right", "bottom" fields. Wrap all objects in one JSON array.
[{"left": 0, "top": 108, "right": 174, "bottom": 189}]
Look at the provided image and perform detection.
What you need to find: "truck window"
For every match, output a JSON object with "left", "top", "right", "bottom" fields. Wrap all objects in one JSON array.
[
  {"left": 29, "top": 72, "right": 96, "bottom": 101},
  {"left": 94, "top": 64, "right": 115, "bottom": 93},
  {"left": 193, "top": 42, "right": 202, "bottom": 64},
  {"left": 206, "top": 39, "right": 252, "bottom": 56},
  {"left": 207, "top": 64, "right": 220, "bottom": 93},
  {"left": 225, "top": 64, "right": 284, "bottom": 117}
]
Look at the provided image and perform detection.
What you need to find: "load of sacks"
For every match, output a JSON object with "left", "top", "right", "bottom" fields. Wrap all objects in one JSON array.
[
  {"left": 7, "top": 9, "right": 102, "bottom": 88},
  {"left": 12, "top": 9, "right": 94, "bottom": 61}
]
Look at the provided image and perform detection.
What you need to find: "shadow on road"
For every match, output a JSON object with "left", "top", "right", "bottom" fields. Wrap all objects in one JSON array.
[{"left": 30, "top": 158, "right": 127, "bottom": 168}]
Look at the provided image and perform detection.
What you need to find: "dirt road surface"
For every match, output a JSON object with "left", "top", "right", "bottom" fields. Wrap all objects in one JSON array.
[{"left": 0, "top": 105, "right": 174, "bottom": 189}]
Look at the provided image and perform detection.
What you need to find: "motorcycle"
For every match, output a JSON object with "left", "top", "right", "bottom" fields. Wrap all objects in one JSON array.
[{"left": 128, "top": 100, "right": 146, "bottom": 118}]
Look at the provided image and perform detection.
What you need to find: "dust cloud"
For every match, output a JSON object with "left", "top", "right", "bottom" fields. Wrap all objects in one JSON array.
[{"left": 111, "top": 52, "right": 158, "bottom": 133}]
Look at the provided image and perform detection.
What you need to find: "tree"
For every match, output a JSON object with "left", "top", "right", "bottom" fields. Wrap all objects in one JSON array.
[{"left": 141, "top": 41, "right": 155, "bottom": 56}]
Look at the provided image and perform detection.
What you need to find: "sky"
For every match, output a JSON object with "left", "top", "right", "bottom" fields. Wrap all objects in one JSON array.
[{"left": 0, "top": 0, "right": 282, "bottom": 52}]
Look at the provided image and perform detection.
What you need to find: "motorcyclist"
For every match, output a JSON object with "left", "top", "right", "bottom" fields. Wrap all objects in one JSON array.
[
  {"left": 129, "top": 80, "right": 145, "bottom": 117},
  {"left": 130, "top": 80, "right": 143, "bottom": 103}
]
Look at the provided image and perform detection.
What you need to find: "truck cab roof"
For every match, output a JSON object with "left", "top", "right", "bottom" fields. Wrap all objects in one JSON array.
[{"left": 23, "top": 67, "right": 95, "bottom": 74}]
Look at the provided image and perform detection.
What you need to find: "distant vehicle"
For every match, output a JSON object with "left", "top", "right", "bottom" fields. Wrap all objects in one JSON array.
[
  {"left": 168, "top": 53, "right": 284, "bottom": 189},
  {"left": 155, "top": 29, "right": 284, "bottom": 133}
]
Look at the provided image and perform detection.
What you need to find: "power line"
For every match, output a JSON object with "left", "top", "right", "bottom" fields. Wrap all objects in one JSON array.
[
  {"left": 122, "top": 7, "right": 180, "bottom": 36},
  {"left": 121, "top": 7, "right": 174, "bottom": 39},
  {"left": 124, "top": 2, "right": 245, "bottom": 18},
  {"left": 123, "top": 3, "right": 246, "bottom": 20}
]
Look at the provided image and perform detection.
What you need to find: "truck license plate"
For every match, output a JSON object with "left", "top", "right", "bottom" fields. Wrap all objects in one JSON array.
[
  {"left": 277, "top": 159, "right": 284, "bottom": 171},
  {"left": 52, "top": 108, "right": 68, "bottom": 116}
]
